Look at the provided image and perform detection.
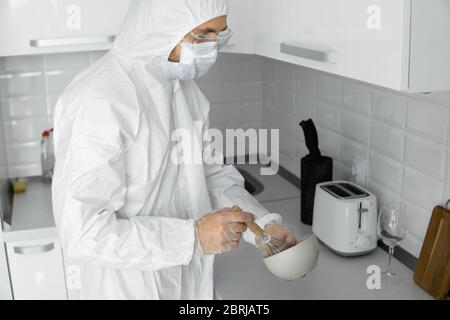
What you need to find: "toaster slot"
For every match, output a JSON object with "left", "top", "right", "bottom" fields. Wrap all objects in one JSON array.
[
  {"left": 321, "top": 185, "right": 351, "bottom": 198},
  {"left": 320, "top": 182, "right": 370, "bottom": 200},
  {"left": 339, "top": 183, "right": 369, "bottom": 197}
]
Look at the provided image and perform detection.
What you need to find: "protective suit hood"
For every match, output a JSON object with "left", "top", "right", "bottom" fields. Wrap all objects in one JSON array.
[{"left": 113, "top": 0, "right": 228, "bottom": 63}]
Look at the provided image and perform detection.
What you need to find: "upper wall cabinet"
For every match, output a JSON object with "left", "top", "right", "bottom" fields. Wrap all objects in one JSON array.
[
  {"left": 0, "top": 0, "right": 131, "bottom": 57},
  {"left": 251, "top": 0, "right": 450, "bottom": 92}
]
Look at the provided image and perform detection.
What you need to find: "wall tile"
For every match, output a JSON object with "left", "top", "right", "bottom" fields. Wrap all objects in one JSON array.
[
  {"left": 341, "top": 110, "right": 370, "bottom": 146},
  {"left": 295, "top": 67, "right": 315, "bottom": 95},
  {"left": 369, "top": 152, "right": 403, "bottom": 194},
  {"left": 291, "top": 114, "right": 305, "bottom": 143},
  {"left": 197, "top": 82, "right": 224, "bottom": 104},
  {"left": 340, "top": 138, "right": 368, "bottom": 168},
  {"left": 294, "top": 93, "right": 315, "bottom": 121},
  {"left": 46, "top": 69, "right": 81, "bottom": 94},
  {"left": 48, "top": 94, "right": 60, "bottom": 119},
  {"left": 401, "top": 236, "right": 424, "bottom": 258},
  {"left": 3, "top": 119, "right": 49, "bottom": 144},
  {"left": 317, "top": 128, "right": 340, "bottom": 161},
  {"left": 368, "top": 180, "right": 401, "bottom": 212},
  {"left": 280, "top": 154, "right": 300, "bottom": 177},
  {"left": 403, "top": 201, "right": 432, "bottom": 244},
  {"left": 403, "top": 167, "right": 443, "bottom": 210},
  {"left": 370, "top": 121, "right": 405, "bottom": 162},
  {"left": 447, "top": 149, "right": 450, "bottom": 184},
  {"left": 334, "top": 162, "right": 352, "bottom": 181},
  {"left": 407, "top": 98, "right": 448, "bottom": 143},
  {"left": 262, "top": 57, "right": 275, "bottom": 84},
  {"left": 342, "top": 80, "right": 371, "bottom": 116},
  {"left": 443, "top": 184, "right": 450, "bottom": 205},
  {"left": 6, "top": 142, "right": 41, "bottom": 166},
  {"left": 404, "top": 134, "right": 446, "bottom": 180},
  {"left": 315, "top": 100, "right": 341, "bottom": 134},
  {"left": 264, "top": 107, "right": 295, "bottom": 139},
  {"left": 0, "top": 55, "right": 43, "bottom": 74},
  {"left": 292, "top": 140, "right": 308, "bottom": 161},
  {"left": 0, "top": 73, "right": 46, "bottom": 97},
  {"left": 1, "top": 96, "right": 47, "bottom": 120},
  {"left": 372, "top": 89, "right": 407, "bottom": 128},
  {"left": 274, "top": 61, "right": 295, "bottom": 91},
  {"left": 8, "top": 164, "right": 41, "bottom": 178},
  {"left": 447, "top": 110, "right": 450, "bottom": 146},
  {"left": 209, "top": 105, "right": 224, "bottom": 129},
  {"left": 45, "top": 52, "right": 90, "bottom": 71},
  {"left": 278, "top": 132, "right": 294, "bottom": 161},
  {"left": 316, "top": 74, "right": 342, "bottom": 105},
  {"left": 274, "top": 86, "right": 295, "bottom": 113}
]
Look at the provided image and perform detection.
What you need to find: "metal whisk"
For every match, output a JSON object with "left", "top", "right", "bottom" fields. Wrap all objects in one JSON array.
[
  {"left": 247, "top": 221, "right": 284, "bottom": 257},
  {"left": 229, "top": 205, "right": 284, "bottom": 257}
]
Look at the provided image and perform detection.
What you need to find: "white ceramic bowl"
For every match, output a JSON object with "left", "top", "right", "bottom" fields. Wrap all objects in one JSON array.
[{"left": 263, "top": 234, "right": 319, "bottom": 280}]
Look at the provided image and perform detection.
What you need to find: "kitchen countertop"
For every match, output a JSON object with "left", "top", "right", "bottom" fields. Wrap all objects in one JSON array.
[
  {"left": 2, "top": 178, "right": 57, "bottom": 243},
  {"left": 3, "top": 168, "right": 433, "bottom": 299},
  {"left": 215, "top": 165, "right": 432, "bottom": 300}
]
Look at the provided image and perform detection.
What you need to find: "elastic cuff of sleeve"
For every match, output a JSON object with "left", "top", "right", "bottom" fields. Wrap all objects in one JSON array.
[{"left": 194, "top": 220, "right": 205, "bottom": 256}]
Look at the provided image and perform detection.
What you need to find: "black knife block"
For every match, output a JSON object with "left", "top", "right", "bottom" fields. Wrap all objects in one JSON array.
[
  {"left": 301, "top": 156, "right": 333, "bottom": 225},
  {"left": 299, "top": 119, "right": 333, "bottom": 225}
]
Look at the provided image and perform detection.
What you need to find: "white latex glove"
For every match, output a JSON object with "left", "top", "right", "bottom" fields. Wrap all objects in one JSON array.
[
  {"left": 256, "top": 223, "right": 298, "bottom": 257},
  {"left": 195, "top": 207, "right": 254, "bottom": 255}
]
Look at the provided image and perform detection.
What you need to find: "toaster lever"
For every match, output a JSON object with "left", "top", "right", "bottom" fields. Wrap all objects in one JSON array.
[{"left": 358, "top": 203, "right": 369, "bottom": 230}]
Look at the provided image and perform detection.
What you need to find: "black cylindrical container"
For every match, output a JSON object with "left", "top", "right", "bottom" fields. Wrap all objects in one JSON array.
[
  {"left": 299, "top": 119, "right": 333, "bottom": 225},
  {"left": 301, "top": 156, "right": 333, "bottom": 225}
]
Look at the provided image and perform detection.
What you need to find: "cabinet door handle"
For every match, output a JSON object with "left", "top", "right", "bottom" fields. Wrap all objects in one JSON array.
[
  {"left": 13, "top": 243, "right": 55, "bottom": 255},
  {"left": 280, "top": 42, "right": 337, "bottom": 63},
  {"left": 30, "top": 35, "right": 116, "bottom": 48}
]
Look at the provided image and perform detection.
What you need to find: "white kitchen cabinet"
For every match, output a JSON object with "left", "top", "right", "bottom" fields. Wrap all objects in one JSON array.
[
  {"left": 0, "top": 0, "right": 131, "bottom": 57},
  {"left": 6, "top": 237, "right": 67, "bottom": 300},
  {"left": 249, "top": 0, "right": 450, "bottom": 92}
]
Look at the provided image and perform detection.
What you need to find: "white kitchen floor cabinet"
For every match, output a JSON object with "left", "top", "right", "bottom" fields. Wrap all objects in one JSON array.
[
  {"left": 6, "top": 237, "right": 67, "bottom": 300},
  {"left": 231, "top": 0, "right": 450, "bottom": 92},
  {"left": 0, "top": 0, "right": 131, "bottom": 57}
]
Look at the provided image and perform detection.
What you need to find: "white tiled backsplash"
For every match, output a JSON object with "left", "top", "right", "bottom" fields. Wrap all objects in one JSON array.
[
  {"left": 1, "top": 51, "right": 449, "bottom": 257},
  {"left": 262, "top": 58, "right": 450, "bottom": 257},
  {"left": 0, "top": 52, "right": 264, "bottom": 178},
  {"left": 0, "top": 97, "right": 7, "bottom": 180}
]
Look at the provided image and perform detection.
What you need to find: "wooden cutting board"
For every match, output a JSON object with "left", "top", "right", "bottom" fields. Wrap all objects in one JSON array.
[{"left": 414, "top": 205, "right": 450, "bottom": 300}]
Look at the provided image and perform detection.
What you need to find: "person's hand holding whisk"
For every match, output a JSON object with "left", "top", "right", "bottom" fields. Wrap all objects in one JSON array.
[
  {"left": 231, "top": 206, "right": 298, "bottom": 257},
  {"left": 256, "top": 223, "right": 298, "bottom": 257}
]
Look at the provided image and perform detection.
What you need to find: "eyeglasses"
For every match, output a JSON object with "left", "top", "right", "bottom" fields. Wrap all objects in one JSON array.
[{"left": 185, "top": 27, "right": 233, "bottom": 50}]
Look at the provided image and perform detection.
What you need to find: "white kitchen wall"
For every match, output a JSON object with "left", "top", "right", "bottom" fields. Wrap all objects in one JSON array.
[
  {"left": 262, "top": 58, "right": 450, "bottom": 257},
  {"left": 0, "top": 52, "right": 263, "bottom": 178},
  {"left": 0, "top": 101, "right": 7, "bottom": 180},
  {"left": 196, "top": 53, "right": 264, "bottom": 132}
]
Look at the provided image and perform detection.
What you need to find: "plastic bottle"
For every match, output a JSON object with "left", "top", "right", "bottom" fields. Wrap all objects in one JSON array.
[{"left": 41, "top": 129, "right": 55, "bottom": 183}]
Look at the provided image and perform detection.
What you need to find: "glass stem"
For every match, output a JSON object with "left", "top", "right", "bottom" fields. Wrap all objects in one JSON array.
[{"left": 387, "top": 246, "right": 394, "bottom": 274}]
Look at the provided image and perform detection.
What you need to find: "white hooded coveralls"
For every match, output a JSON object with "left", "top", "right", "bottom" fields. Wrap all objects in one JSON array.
[{"left": 52, "top": 0, "right": 281, "bottom": 300}]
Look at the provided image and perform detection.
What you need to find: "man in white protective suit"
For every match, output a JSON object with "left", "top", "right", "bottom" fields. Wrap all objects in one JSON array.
[{"left": 52, "top": 0, "right": 297, "bottom": 300}]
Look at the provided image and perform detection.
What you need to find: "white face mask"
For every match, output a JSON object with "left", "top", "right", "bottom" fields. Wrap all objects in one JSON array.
[{"left": 164, "top": 41, "right": 218, "bottom": 80}]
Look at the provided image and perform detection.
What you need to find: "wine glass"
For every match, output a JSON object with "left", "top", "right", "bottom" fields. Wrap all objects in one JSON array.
[{"left": 377, "top": 203, "right": 409, "bottom": 285}]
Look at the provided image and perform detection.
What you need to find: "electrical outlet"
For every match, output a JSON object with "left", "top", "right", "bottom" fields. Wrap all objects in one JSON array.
[{"left": 352, "top": 157, "right": 367, "bottom": 188}]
